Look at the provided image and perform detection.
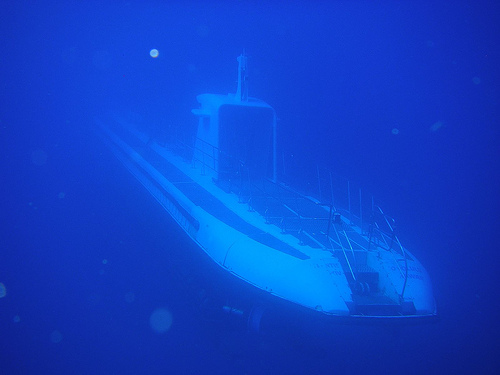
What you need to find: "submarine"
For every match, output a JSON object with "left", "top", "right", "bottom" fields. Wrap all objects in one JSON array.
[{"left": 97, "top": 53, "right": 437, "bottom": 327}]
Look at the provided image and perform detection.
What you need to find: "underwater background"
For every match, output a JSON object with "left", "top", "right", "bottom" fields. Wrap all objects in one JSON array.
[{"left": 1, "top": 1, "right": 498, "bottom": 374}]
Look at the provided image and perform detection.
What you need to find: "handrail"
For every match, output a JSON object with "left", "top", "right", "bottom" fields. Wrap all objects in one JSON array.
[
  {"left": 178, "top": 135, "right": 242, "bottom": 176},
  {"left": 328, "top": 220, "right": 356, "bottom": 282},
  {"left": 176, "top": 136, "right": 218, "bottom": 174},
  {"left": 373, "top": 205, "right": 408, "bottom": 299},
  {"left": 342, "top": 228, "right": 357, "bottom": 271}
]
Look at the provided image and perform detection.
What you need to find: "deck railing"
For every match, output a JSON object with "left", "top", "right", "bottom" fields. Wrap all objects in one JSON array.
[
  {"left": 315, "top": 167, "right": 409, "bottom": 298},
  {"left": 174, "top": 137, "right": 409, "bottom": 298}
]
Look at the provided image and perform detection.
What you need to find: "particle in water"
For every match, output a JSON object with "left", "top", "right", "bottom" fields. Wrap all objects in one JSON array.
[
  {"left": 149, "top": 308, "right": 173, "bottom": 334},
  {"left": 124, "top": 291, "right": 135, "bottom": 304},
  {"left": 430, "top": 121, "right": 444, "bottom": 132},
  {"left": 50, "top": 330, "right": 63, "bottom": 344},
  {"left": 31, "top": 149, "right": 48, "bottom": 166}
]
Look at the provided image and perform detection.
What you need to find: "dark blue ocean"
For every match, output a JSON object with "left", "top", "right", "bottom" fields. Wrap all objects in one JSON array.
[{"left": 1, "top": 1, "right": 499, "bottom": 374}]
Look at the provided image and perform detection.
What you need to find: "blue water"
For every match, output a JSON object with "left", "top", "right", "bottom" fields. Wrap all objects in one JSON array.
[{"left": 1, "top": 1, "right": 499, "bottom": 374}]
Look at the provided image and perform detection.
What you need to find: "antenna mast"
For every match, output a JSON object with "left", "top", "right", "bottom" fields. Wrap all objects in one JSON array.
[{"left": 235, "top": 52, "right": 248, "bottom": 101}]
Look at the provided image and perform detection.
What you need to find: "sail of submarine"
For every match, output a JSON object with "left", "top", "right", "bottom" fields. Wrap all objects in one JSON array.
[{"left": 97, "top": 53, "right": 437, "bottom": 321}]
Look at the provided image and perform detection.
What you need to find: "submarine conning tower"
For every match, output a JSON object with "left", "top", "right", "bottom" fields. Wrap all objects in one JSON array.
[{"left": 191, "top": 53, "right": 278, "bottom": 182}]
